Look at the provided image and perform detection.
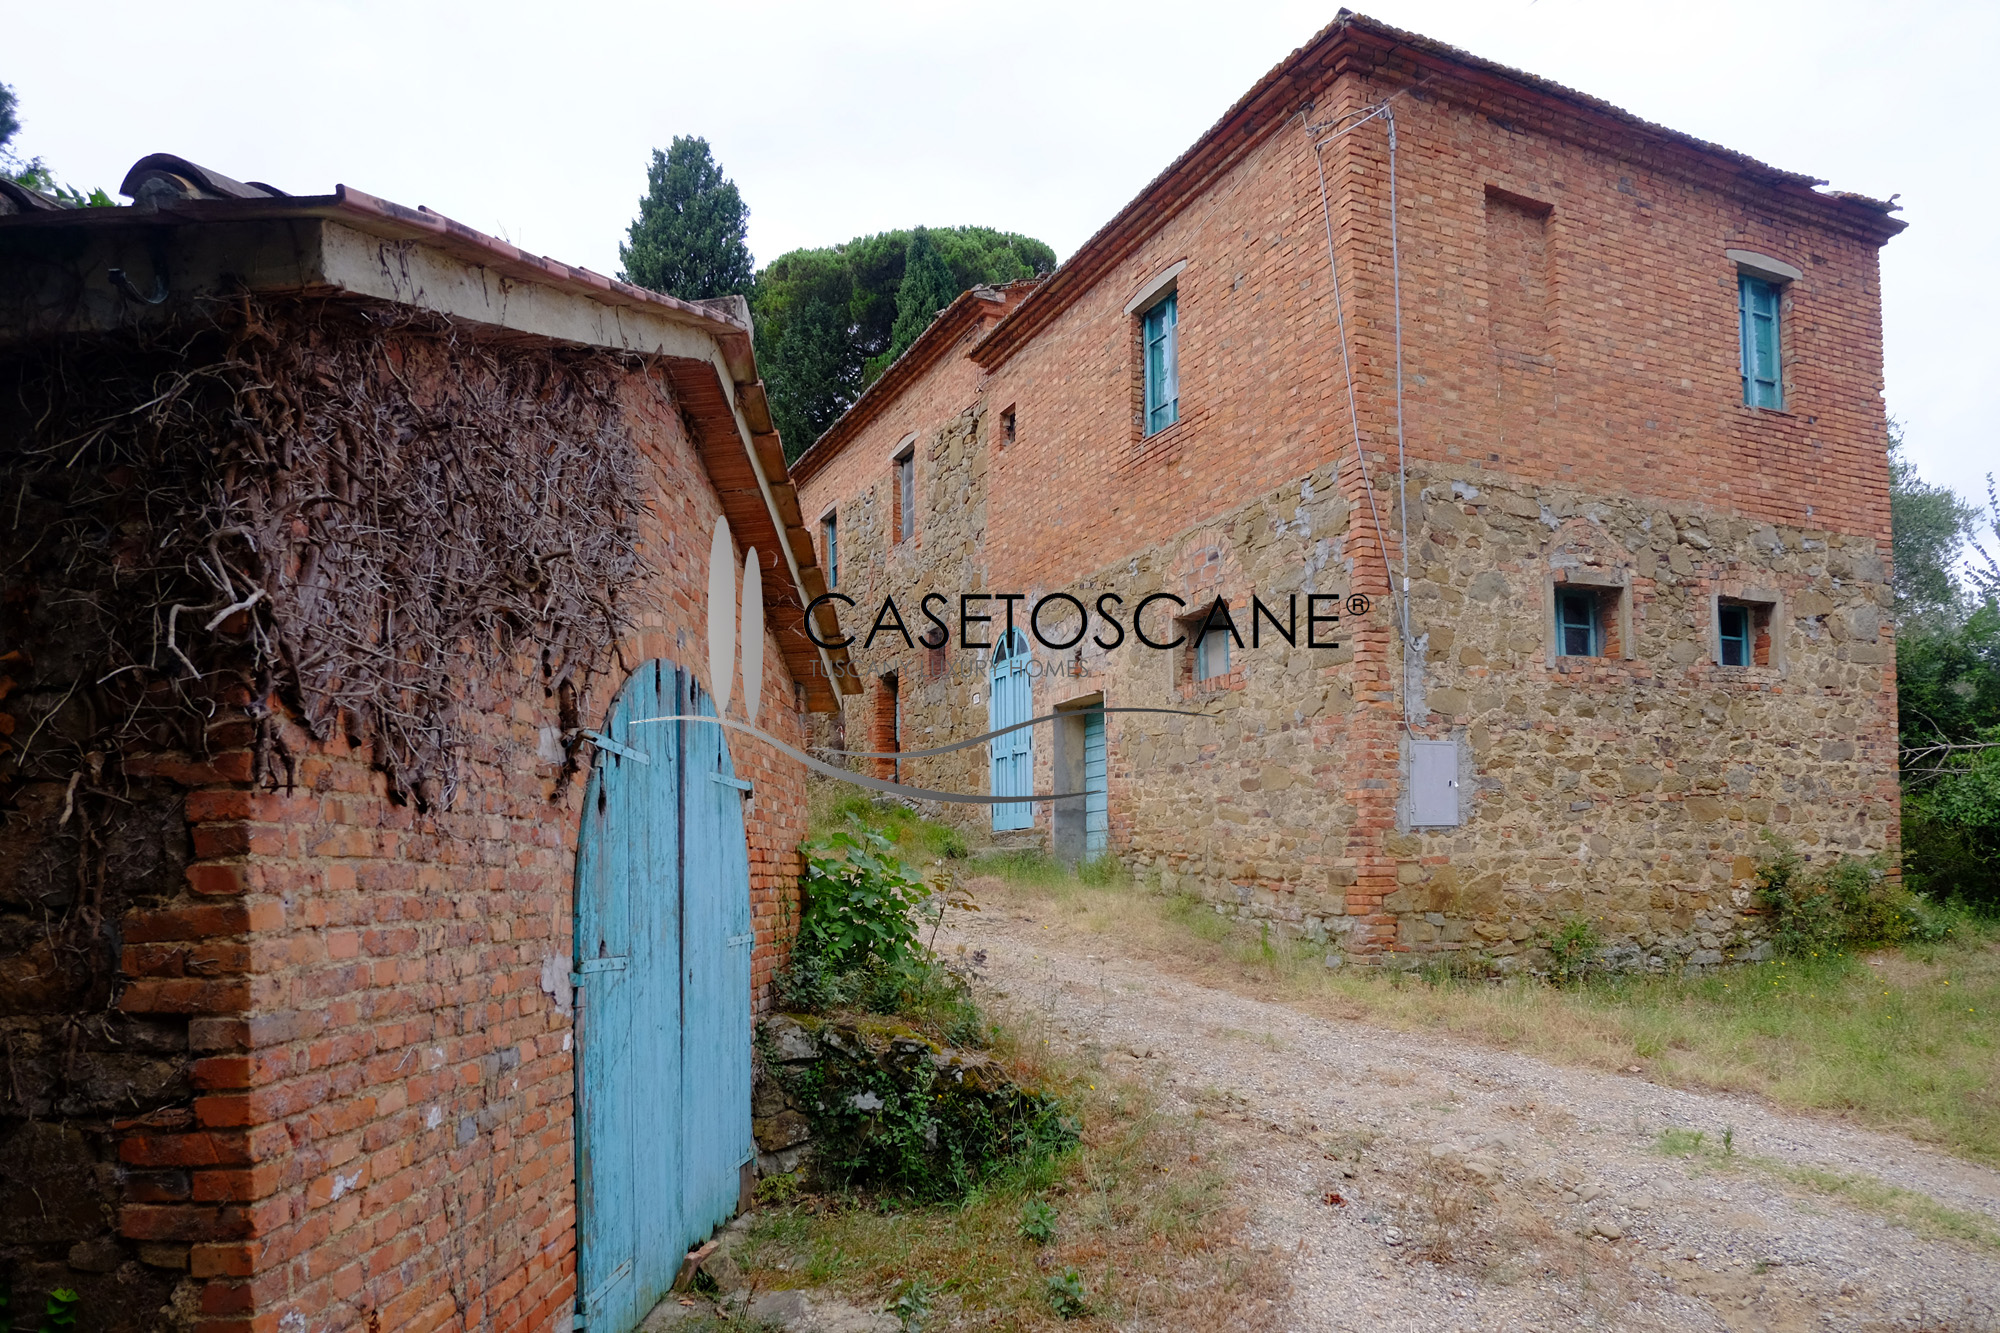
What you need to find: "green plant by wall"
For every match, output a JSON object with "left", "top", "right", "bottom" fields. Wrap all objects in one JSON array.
[
  {"left": 1541, "top": 915, "right": 1602, "bottom": 986},
  {"left": 1757, "top": 836, "right": 1952, "bottom": 955},
  {"left": 798, "top": 821, "right": 935, "bottom": 971}
]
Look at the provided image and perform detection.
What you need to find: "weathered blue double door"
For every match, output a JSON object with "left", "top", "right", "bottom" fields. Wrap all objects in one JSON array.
[{"left": 574, "top": 660, "right": 754, "bottom": 1332}]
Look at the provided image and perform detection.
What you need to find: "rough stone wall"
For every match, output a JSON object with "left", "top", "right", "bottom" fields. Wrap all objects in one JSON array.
[
  {"left": 1381, "top": 465, "right": 1897, "bottom": 970},
  {"left": 0, "top": 341, "right": 809, "bottom": 1331}
]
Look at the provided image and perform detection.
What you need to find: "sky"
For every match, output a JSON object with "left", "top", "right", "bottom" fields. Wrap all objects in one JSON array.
[{"left": 8, "top": 0, "right": 1994, "bottom": 511}]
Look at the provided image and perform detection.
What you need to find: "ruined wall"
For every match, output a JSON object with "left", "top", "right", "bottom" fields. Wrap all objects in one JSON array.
[{"left": 0, "top": 324, "right": 809, "bottom": 1331}]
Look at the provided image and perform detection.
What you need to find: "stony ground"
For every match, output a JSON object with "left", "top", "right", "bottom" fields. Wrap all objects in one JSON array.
[{"left": 945, "top": 903, "right": 2000, "bottom": 1333}]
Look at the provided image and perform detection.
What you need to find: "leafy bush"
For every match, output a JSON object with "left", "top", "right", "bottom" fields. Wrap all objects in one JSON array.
[
  {"left": 798, "top": 822, "right": 934, "bottom": 971},
  {"left": 1541, "top": 915, "right": 1601, "bottom": 986},
  {"left": 1757, "top": 837, "right": 1947, "bottom": 955},
  {"left": 1076, "top": 853, "right": 1122, "bottom": 886},
  {"left": 765, "top": 1016, "right": 1076, "bottom": 1203}
]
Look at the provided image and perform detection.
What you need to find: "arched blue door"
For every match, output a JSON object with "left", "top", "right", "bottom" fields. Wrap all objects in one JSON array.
[
  {"left": 989, "top": 630, "right": 1033, "bottom": 831},
  {"left": 573, "top": 660, "right": 754, "bottom": 1332}
]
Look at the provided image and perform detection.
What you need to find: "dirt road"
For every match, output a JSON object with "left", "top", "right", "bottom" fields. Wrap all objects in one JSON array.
[{"left": 946, "top": 900, "right": 2000, "bottom": 1333}]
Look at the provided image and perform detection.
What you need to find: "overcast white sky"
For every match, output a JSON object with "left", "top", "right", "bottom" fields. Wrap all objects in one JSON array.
[{"left": 9, "top": 0, "right": 1994, "bottom": 508}]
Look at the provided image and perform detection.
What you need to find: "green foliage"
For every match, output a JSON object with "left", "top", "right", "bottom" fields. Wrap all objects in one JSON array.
[
  {"left": 1892, "top": 442, "right": 2000, "bottom": 908},
  {"left": 765, "top": 1017, "right": 1076, "bottom": 1203},
  {"left": 1890, "top": 429, "right": 1980, "bottom": 625},
  {"left": 1018, "top": 1197, "right": 1058, "bottom": 1244},
  {"left": 1756, "top": 837, "right": 1947, "bottom": 955},
  {"left": 753, "top": 226, "right": 1055, "bottom": 458},
  {"left": 1076, "top": 853, "right": 1122, "bottom": 886},
  {"left": 875, "top": 229, "right": 963, "bottom": 376},
  {"left": 1541, "top": 915, "right": 1601, "bottom": 986},
  {"left": 618, "top": 136, "right": 754, "bottom": 300},
  {"left": 39, "top": 1288, "right": 80, "bottom": 1332},
  {"left": 1044, "top": 1268, "right": 1089, "bottom": 1319},
  {"left": 891, "top": 1278, "right": 938, "bottom": 1332},
  {"left": 798, "top": 822, "right": 933, "bottom": 971}
]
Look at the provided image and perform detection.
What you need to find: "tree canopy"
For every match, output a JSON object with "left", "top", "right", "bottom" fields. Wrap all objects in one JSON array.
[
  {"left": 751, "top": 225, "right": 1055, "bottom": 457},
  {"left": 619, "top": 136, "right": 754, "bottom": 301},
  {"left": 1893, "top": 442, "right": 2000, "bottom": 907}
]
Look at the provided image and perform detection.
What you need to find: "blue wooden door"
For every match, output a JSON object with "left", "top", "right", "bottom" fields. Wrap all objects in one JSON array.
[
  {"left": 1083, "top": 710, "right": 1109, "bottom": 858},
  {"left": 989, "top": 630, "right": 1033, "bottom": 831},
  {"left": 574, "top": 660, "right": 754, "bottom": 1332}
]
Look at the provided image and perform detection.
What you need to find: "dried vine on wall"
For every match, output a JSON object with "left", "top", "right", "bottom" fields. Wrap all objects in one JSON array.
[{"left": 1, "top": 293, "right": 651, "bottom": 814}]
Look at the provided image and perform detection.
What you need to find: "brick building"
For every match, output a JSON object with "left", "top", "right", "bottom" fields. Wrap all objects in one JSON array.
[
  {"left": 794, "top": 11, "right": 1905, "bottom": 969},
  {"left": 0, "top": 158, "right": 844, "bottom": 1331}
]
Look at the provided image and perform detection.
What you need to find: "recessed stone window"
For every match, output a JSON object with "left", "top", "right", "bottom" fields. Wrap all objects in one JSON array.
[
  {"left": 1715, "top": 594, "right": 1778, "bottom": 668},
  {"left": 1548, "top": 577, "right": 1628, "bottom": 662}
]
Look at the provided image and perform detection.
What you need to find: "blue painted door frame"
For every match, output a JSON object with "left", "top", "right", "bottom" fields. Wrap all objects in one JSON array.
[
  {"left": 1083, "top": 710, "right": 1109, "bottom": 858},
  {"left": 574, "top": 660, "right": 753, "bottom": 1332}
]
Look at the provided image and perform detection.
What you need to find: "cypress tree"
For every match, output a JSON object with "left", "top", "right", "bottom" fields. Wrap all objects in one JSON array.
[
  {"left": 882, "top": 228, "right": 963, "bottom": 368},
  {"left": 619, "top": 136, "right": 754, "bottom": 300}
]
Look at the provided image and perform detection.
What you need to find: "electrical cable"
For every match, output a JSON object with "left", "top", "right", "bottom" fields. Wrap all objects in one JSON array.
[{"left": 1304, "top": 101, "right": 1421, "bottom": 737}]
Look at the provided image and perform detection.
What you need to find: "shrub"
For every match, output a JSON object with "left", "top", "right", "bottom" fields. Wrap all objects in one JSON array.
[
  {"left": 1757, "top": 836, "right": 1943, "bottom": 955},
  {"left": 1541, "top": 915, "right": 1601, "bottom": 986},
  {"left": 797, "top": 821, "right": 933, "bottom": 971}
]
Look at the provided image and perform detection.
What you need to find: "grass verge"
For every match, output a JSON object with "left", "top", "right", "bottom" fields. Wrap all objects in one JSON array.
[
  {"left": 966, "top": 846, "right": 2000, "bottom": 1166},
  {"left": 1655, "top": 1126, "right": 2000, "bottom": 1252}
]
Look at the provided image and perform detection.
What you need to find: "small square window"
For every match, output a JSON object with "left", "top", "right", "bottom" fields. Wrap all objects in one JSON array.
[
  {"left": 1739, "top": 274, "right": 1783, "bottom": 409},
  {"left": 1718, "top": 598, "right": 1774, "bottom": 668},
  {"left": 1142, "top": 293, "right": 1179, "bottom": 436},
  {"left": 1556, "top": 588, "right": 1601, "bottom": 658}
]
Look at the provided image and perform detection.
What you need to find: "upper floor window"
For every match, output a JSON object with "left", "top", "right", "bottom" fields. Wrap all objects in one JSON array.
[
  {"left": 894, "top": 444, "right": 915, "bottom": 542},
  {"left": 1143, "top": 293, "right": 1179, "bottom": 435},
  {"left": 1739, "top": 274, "right": 1782, "bottom": 409},
  {"left": 821, "top": 511, "right": 838, "bottom": 586},
  {"left": 1719, "top": 603, "right": 1750, "bottom": 666}
]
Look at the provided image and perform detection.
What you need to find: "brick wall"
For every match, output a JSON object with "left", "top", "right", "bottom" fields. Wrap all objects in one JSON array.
[{"left": 3, "top": 342, "right": 808, "bottom": 1330}]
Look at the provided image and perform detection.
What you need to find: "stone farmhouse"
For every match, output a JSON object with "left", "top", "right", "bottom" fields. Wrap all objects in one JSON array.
[
  {"left": 0, "top": 158, "right": 849, "bottom": 1331},
  {"left": 792, "top": 10, "right": 1906, "bottom": 970}
]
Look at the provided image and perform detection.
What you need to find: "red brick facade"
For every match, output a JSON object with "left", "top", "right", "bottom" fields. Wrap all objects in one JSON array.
[
  {"left": 796, "top": 14, "right": 1903, "bottom": 966},
  {"left": 2, "top": 193, "right": 823, "bottom": 1332}
]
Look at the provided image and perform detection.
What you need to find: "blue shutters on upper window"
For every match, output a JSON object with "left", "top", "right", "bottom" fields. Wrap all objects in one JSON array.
[
  {"left": 1739, "top": 274, "right": 1782, "bottom": 409},
  {"left": 1143, "top": 293, "right": 1179, "bottom": 435}
]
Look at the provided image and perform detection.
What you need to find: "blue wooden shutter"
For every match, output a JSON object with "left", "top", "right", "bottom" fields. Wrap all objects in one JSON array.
[
  {"left": 1739, "top": 275, "right": 1782, "bottom": 408},
  {"left": 1143, "top": 293, "right": 1179, "bottom": 435}
]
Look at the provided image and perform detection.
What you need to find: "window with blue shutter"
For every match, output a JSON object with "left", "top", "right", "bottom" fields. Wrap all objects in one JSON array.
[
  {"left": 1143, "top": 293, "right": 1179, "bottom": 435},
  {"left": 1718, "top": 604, "right": 1750, "bottom": 667},
  {"left": 1739, "top": 274, "right": 1782, "bottom": 409},
  {"left": 1556, "top": 589, "right": 1600, "bottom": 658}
]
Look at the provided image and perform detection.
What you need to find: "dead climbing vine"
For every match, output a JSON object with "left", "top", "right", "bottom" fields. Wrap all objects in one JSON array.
[{"left": 0, "top": 292, "right": 650, "bottom": 813}]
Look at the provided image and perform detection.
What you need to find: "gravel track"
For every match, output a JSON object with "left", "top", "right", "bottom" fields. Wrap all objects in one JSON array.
[{"left": 947, "top": 905, "right": 2000, "bottom": 1333}]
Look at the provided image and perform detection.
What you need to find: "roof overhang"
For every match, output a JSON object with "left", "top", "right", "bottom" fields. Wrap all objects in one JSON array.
[{"left": 0, "top": 182, "right": 855, "bottom": 706}]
